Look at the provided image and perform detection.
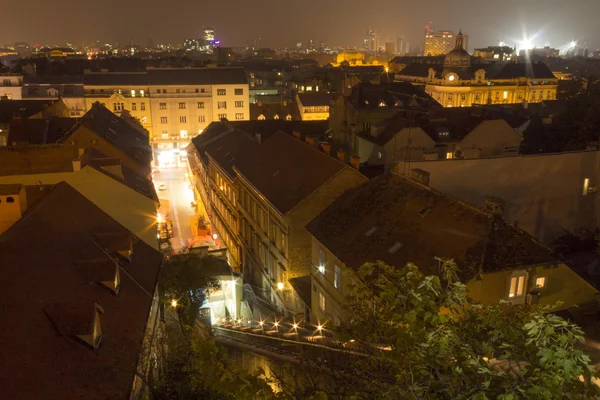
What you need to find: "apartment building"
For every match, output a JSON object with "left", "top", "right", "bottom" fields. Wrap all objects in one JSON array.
[
  {"left": 188, "top": 120, "right": 366, "bottom": 320},
  {"left": 83, "top": 68, "right": 249, "bottom": 167}
]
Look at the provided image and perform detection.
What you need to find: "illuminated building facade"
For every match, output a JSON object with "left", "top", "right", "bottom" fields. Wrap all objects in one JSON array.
[
  {"left": 473, "top": 46, "right": 516, "bottom": 61},
  {"left": 83, "top": 68, "right": 249, "bottom": 167},
  {"left": 424, "top": 29, "right": 469, "bottom": 56},
  {"left": 397, "top": 32, "right": 558, "bottom": 107}
]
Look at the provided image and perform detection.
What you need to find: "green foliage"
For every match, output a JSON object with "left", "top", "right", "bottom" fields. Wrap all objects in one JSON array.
[
  {"left": 337, "top": 259, "right": 600, "bottom": 399},
  {"left": 151, "top": 328, "right": 280, "bottom": 400},
  {"left": 159, "top": 251, "right": 221, "bottom": 327}
]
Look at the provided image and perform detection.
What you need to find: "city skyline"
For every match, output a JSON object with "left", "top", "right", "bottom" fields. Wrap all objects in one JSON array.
[{"left": 3, "top": 0, "right": 600, "bottom": 51}]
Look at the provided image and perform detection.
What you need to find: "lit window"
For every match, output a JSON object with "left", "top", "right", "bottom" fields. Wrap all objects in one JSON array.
[
  {"left": 503, "top": 91, "right": 508, "bottom": 99},
  {"left": 536, "top": 276, "right": 546, "bottom": 288},
  {"left": 140, "top": 90, "right": 144, "bottom": 97},
  {"left": 161, "top": 131, "right": 169, "bottom": 139},
  {"left": 131, "top": 103, "right": 137, "bottom": 110},
  {"left": 218, "top": 113, "right": 227, "bottom": 120},
  {"left": 159, "top": 103, "right": 167, "bottom": 109},
  {"left": 160, "top": 117, "right": 168, "bottom": 123},
  {"left": 217, "top": 89, "right": 226, "bottom": 96},
  {"left": 319, "top": 292, "right": 326, "bottom": 311},
  {"left": 508, "top": 275, "right": 526, "bottom": 298},
  {"left": 131, "top": 89, "right": 135, "bottom": 97},
  {"left": 583, "top": 178, "right": 590, "bottom": 195},
  {"left": 446, "top": 152, "right": 453, "bottom": 159},
  {"left": 334, "top": 265, "right": 341, "bottom": 289},
  {"left": 180, "top": 130, "right": 188, "bottom": 139},
  {"left": 179, "top": 102, "right": 186, "bottom": 109},
  {"left": 197, "top": 102, "right": 205, "bottom": 109},
  {"left": 235, "top": 113, "right": 244, "bottom": 120},
  {"left": 258, "top": 114, "right": 265, "bottom": 120},
  {"left": 141, "top": 116, "right": 147, "bottom": 124}
]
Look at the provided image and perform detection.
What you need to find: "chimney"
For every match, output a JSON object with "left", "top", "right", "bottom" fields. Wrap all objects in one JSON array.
[
  {"left": 255, "top": 132, "right": 262, "bottom": 144},
  {"left": 292, "top": 131, "right": 301, "bottom": 140},
  {"left": 306, "top": 136, "right": 315, "bottom": 147},
  {"left": 321, "top": 142, "right": 331, "bottom": 155},
  {"left": 350, "top": 155, "right": 360, "bottom": 169},
  {"left": 337, "top": 150, "right": 346, "bottom": 162},
  {"left": 72, "top": 158, "right": 81, "bottom": 171},
  {"left": 484, "top": 197, "right": 505, "bottom": 216},
  {"left": 410, "top": 168, "right": 430, "bottom": 186}
]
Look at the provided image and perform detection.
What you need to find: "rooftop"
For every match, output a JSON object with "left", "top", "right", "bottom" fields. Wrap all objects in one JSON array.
[
  {"left": 0, "top": 184, "right": 22, "bottom": 195},
  {"left": 307, "top": 173, "right": 555, "bottom": 279},
  {"left": 0, "top": 99, "right": 59, "bottom": 123},
  {"left": 8, "top": 118, "right": 78, "bottom": 145},
  {"left": 398, "top": 61, "right": 557, "bottom": 81},
  {"left": 349, "top": 81, "right": 438, "bottom": 110},
  {"left": 147, "top": 67, "right": 247, "bottom": 85},
  {"left": 0, "top": 182, "right": 162, "bottom": 399},
  {"left": 192, "top": 122, "right": 350, "bottom": 214},
  {"left": 297, "top": 92, "right": 334, "bottom": 107}
]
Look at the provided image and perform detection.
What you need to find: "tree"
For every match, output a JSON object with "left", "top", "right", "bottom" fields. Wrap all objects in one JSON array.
[
  {"left": 333, "top": 259, "right": 599, "bottom": 399},
  {"left": 159, "top": 250, "right": 221, "bottom": 328}
]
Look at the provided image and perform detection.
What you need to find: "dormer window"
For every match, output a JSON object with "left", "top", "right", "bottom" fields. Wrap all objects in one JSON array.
[
  {"left": 378, "top": 101, "right": 386, "bottom": 107},
  {"left": 77, "top": 303, "right": 104, "bottom": 351},
  {"left": 100, "top": 262, "right": 121, "bottom": 295}
]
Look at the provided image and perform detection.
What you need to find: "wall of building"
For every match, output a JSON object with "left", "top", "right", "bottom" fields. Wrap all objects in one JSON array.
[
  {"left": 399, "top": 151, "right": 600, "bottom": 243},
  {"left": 0, "top": 187, "right": 25, "bottom": 234},
  {"left": 286, "top": 167, "right": 367, "bottom": 279},
  {"left": 459, "top": 119, "right": 523, "bottom": 157},
  {"left": 466, "top": 263, "right": 598, "bottom": 311}
]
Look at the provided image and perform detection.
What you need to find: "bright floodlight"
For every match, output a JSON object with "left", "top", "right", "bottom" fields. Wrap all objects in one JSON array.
[
  {"left": 317, "top": 324, "right": 323, "bottom": 331},
  {"left": 277, "top": 282, "right": 284, "bottom": 290},
  {"left": 170, "top": 299, "right": 178, "bottom": 308},
  {"left": 274, "top": 321, "right": 279, "bottom": 327},
  {"left": 293, "top": 323, "right": 298, "bottom": 329}
]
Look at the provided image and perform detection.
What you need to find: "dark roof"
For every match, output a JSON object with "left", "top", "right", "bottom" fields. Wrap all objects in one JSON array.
[
  {"left": 0, "top": 99, "right": 58, "bottom": 123},
  {"left": 0, "top": 145, "right": 78, "bottom": 175},
  {"left": 349, "top": 81, "right": 437, "bottom": 110},
  {"left": 0, "top": 182, "right": 162, "bottom": 399},
  {"left": 250, "top": 101, "right": 300, "bottom": 120},
  {"left": 357, "top": 112, "right": 423, "bottom": 146},
  {"left": 8, "top": 118, "right": 78, "bottom": 145},
  {"left": 398, "top": 62, "right": 556, "bottom": 80},
  {"left": 23, "top": 76, "right": 84, "bottom": 85},
  {"left": 83, "top": 72, "right": 148, "bottom": 86},
  {"left": 193, "top": 123, "right": 350, "bottom": 214},
  {"left": 147, "top": 68, "right": 247, "bottom": 85},
  {"left": 297, "top": 92, "right": 334, "bottom": 107},
  {"left": 482, "top": 100, "right": 567, "bottom": 119},
  {"left": 75, "top": 103, "right": 153, "bottom": 171},
  {"left": 0, "top": 184, "right": 22, "bottom": 195},
  {"left": 307, "top": 174, "right": 555, "bottom": 279}
]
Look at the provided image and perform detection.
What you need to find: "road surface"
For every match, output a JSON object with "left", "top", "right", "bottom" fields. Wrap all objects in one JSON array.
[{"left": 154, "top": 167, "right": 195, "bottom": 251}]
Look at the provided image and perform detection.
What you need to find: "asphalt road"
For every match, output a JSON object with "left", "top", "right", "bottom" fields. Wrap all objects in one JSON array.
[{"left": 154, "top": 167, "right": 196, "bottom": 251}]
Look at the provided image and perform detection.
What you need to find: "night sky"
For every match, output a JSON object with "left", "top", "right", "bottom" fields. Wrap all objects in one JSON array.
[{"left": 2, "top": 0, "right": 600, "bottom": 50}]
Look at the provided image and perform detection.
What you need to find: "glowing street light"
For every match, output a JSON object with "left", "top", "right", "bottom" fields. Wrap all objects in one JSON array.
[
  {"left": 277, "top": 282, "right": 284, "bottom": 290},
  {"left": 212, "top": 233, "right": 218, "bottom": 240},
  {"left": 170, "top": 299, "right": 178, "bottom": 308}
]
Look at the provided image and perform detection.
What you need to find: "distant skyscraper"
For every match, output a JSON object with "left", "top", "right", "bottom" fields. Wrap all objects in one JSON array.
[
  {"left": 385, "top": 42, "right": 396, "bottom": 56},
  {"left": 363, "top": 29, "right": 377, "bottom": 53},
  {"left": 397, "top": 37, "right": 404, "bottom": 55},
  {"left": 424, "top": 29, "right": 469, "bottom": 56}
]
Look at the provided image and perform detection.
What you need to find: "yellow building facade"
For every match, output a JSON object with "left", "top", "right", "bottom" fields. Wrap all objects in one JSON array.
[
  {"left": 83, "top": 68, "right": 250, "bottom": 167},
  {"left": 396, "top": 32, "right": 558, "bottom": 108}
]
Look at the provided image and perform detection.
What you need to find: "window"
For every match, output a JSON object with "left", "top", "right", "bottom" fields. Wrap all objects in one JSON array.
[
  {"left": 318, "top": 249, "right": 326, "bottom": 273},
  {"left": 531, "top": 91, "right": 536, "bottom": 99},
  {"left": 461, "top": 94, "right": 466, "bottom": 101},
  {"left": 447, "top": 94, "right": 452, "bottom": 100},
  {"left": 258, "top": 114, "right": 266, "bottom": 120},
  {"left": 217, "top": 89, "right": 226, "bottom": 96},
  {"left": 474, "top": 93, "right": 480, "bottom": 101},
  {"left": 140, "top": 90, "right": 144, "bottom": 97},
  {"left": 131, "top": 103, "right": 137, "bottom": 110},
  {"left": 583, "top": 178, "right": 590, "bottom": 195},
  {"left": 503, "top": 91, "right": 508, "bottom": 99},
  {"left": 162, "top": 89, "right": 166, "bottom": 94},
  {"left": 160, "top": 117, "right": 168, "bottom": 124},
  {"left": 218, "top": 101, "right": 227, "bottom": 109},
  {"left": 159, "top": 103, "right": 167, "bottom": 109},
  {"left": 195, "top": 88, "right": 199, "bottom": 93},
  {"left": 536, "top": 276, "right": 546, "bottom": 288},
  {"left": 334, "top": 265, "right": 341, "bottom": 289},
  {"left": 141, "top": 116, "right": 147, "bottom": 124},
  {"left": 218, "top": 113, "right": 227, "bottom": 120},
  {"left": 180, "top": 130, "right": 188, "bottom": 139},
  {"left": 319, "top": 292, "right": 326, "bottom": 311},
  {"left": 508, "top": 275, "right": 526, "bottom": 298},
  {"left": 197, "top": 102, "right": 205, "bottom": 109},
  {"left": 179, "top": 116, "right": 187, "bottom": 123},
  {"left": 495, "top": 92, "right": 500, "bottom": 100},
  {"left": 446, "top": 152, "right": 453, "bottom": 159},
  {"left": 285, "top": 114, "right": 292, "bottom": 121},
  {"left": 140, "top": 103, "right": 145, "bottom": 110},
  {"left": 235, "top": 88, "right": 243, "bottom": 95},
  {"left": 235, "top": 101, "right": 244, "bottom": 107},
  {"left": 161, "top": 131, "right": 169, "bottom": 139},
  {"left": 539, "top": 91, "right": 543, "bottom": 99},
  {"left": 199, "top": 115, "right": 206, "bottom": 122},
  {"left": 6, "top": 196, "right": 15, "bottom": 203},
  {"left": 235, "top": 113, "right": 244, "bottom": 120},
  {"left": 176, "top": 89, "right": 181, "bottom": 93},
  {"left": 113, "top": 103, "right": 124, "bottom": 112},
  {"left": 517, "top": 92, "right": 523, "bottom": 99},
  {"left": 130, "top": 89, "right": 135, "bottom": 97},
  {"left": 156, "top": 89, "right": 161, "bottom": 93},
  {"left": 178, "top": 102, "right": 186, "bottom": 109},
  {"left": 547, "top": 90, "right": 551, "bottom": 99}
]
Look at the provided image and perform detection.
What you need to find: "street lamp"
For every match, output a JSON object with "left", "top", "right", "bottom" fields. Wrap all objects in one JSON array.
[
  {"left": 277, "top": 282, "right": 284, "bottom": 290},
  {"left": 170, "top": 299, "right": 178, "bottom": 308},
  {"left": 212, "top": 233, "right": 218, "bottom": 240}
]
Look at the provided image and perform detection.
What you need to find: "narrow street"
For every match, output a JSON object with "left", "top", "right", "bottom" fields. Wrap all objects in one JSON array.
[{"left": 153, "top": 166, "right": 196, "bottom": 251}]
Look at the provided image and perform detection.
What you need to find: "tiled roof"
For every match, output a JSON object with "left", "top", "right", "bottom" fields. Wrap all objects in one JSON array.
[
  {"left": 0, "top": 182, "right": 162, "bottom": 399},
  {"left": 8, "top": 118, "right": 78, "bottom": 145},
  {"left": 398, "top": 62, "right": 556, "bottom": 80},
  {"left": 297, "top": 92, "right": 334, "bottom": 107},
  {"left": 0, "top": 145, "right": 78, "bottom": 175},
  {"left": 76, "top": 103, "right": 153, "bottom": 171},
  {"left": 350, "top": 82, "right": 437, "bottom": 110},
  {"left": 0, "top": 184, "right": 22, "bottom": 195},
  {"left": 23, "top": 76, "right": 84, "bottom": 85},
  {"left": 250, "top": 102, "right": 300, "bottom": 120},
  {"left": 147, "top": 68, "right": 247, "bottom": 85},
  {"left": 83, "top": 72, "right": 148, "bottom": 86},
  {"left": 357, "top": 112, "right": 424, "bottom": 146},
  {"left": 0, "top": 99, "right": 58, "bottom": 123},
  {"left": 307, "top": 174, "right": 555, "bottom": 279},
  {"left": 193, "top": 124, "right": 349, "bottom": 214}
]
